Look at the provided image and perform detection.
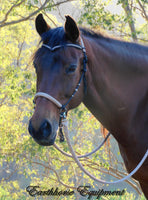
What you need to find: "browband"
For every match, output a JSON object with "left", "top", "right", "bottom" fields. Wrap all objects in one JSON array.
[{"left": 42, "top": 37, "right": 86, "bottom": 53}]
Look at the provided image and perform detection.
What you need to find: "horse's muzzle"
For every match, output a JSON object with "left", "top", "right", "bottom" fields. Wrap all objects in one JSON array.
[{"left": 28, "top": 119, "right": 56, "bottom": 146}]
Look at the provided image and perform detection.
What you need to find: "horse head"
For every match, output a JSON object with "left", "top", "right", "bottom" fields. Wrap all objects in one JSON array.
[{"left": 28, "top": 14, "right": 87, "bottom": 146}]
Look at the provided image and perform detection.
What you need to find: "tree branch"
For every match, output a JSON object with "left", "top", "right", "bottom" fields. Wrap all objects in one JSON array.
[
  {"left": 0, "top": 94, "right": 7, "bottom": 108},
  {"left": 32, "top": 161, "right": 77, "bottom": 189},
  {"left": 41, "top": 11, "right": 58, "bottom": 27},
  {"left": 137, "top": 0, "right": 148, "bottom": 20},
  {"left": 115, "top": 27, "right": 148, "bottom": 42},
  {"left": 0, "top": 166, "right": 18, "bottom": 182},
  {"left": 0, "top": 0, "right": 74, "bottom": 28},
  {"left": 17, "top": 36, "right": 26, "bottom": 67},
  {"left": 0, "top": 0, "right": 50, "bottom": 28},
  {"left": 0, "top": 0, "right": 26, "bottom": 25}
]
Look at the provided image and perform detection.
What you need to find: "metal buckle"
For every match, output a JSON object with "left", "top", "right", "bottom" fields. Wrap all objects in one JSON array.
[{"left": 59, "top": 107, "right": 67, "bottom": 120}]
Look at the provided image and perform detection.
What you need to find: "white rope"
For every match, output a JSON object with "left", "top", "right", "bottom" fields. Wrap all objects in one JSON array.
[
  {"left": 53, "top": 132, "right": 110, "bottom": 158},
  {"left": 34, "top": 92, "right": 62, "bottom": 108},
  {"left": 62, "top": 119, "right": 148, "bottom": 184}
]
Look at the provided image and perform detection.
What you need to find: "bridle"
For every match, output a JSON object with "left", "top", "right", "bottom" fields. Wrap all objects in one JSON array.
[
  {"left": 33, "top": 37, "right": 87, "bottom": 141},
  {"left": 32, "top": 37, "right": 148, "bottom": 185}
]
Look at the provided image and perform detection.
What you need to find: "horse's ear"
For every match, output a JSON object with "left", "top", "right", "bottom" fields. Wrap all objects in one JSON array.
[
  {"left": 35, "top": 14, "right": 50, "bottom": 36},
  {"left": 65, "top": 16, "right": 79, "bottom": 42}
]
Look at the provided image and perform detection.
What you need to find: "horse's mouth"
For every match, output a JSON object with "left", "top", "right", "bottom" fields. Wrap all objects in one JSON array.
[{"left": 33, "top": 133, "right": 57, "bottom": 146}]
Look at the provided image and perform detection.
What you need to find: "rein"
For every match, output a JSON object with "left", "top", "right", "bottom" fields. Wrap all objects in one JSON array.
[
  {"left": 33, "top": 37, "right": 148, "bottom": 185},
  {"left": 62, "top": 120, "right": 148, "bottom": 184}
]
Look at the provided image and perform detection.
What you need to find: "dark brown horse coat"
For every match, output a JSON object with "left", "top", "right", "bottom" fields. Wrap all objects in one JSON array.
[{"left": 29, "top": 14, "right": 148, "bottom": 198}]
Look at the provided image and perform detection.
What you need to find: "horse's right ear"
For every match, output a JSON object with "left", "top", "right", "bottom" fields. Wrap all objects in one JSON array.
[{"left": 35, "top": 14, "right": 50, "bottom": 36}]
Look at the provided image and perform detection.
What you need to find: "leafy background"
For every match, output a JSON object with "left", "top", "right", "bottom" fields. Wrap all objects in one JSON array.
[{"left": 0, "top": 0, "right": 147, "bottom": 199}]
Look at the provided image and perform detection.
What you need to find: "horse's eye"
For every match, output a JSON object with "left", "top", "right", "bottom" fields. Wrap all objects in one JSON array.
[{"left": 66, "top": 64, "right": 77, "bottom": 74}]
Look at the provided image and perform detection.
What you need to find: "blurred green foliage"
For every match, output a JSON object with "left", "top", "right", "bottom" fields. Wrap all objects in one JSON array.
[{"left": 0, "top": 0, "right": 147, "bottom": 199}]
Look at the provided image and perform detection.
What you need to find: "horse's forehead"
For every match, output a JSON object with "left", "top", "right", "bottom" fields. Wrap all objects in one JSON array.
[
  {"left": 34, "top": 27, "right": 81, "bottom": 66},
  {"left": 41, "top": 27, "right": 66, "bottom": 47},
  {"left": 36, "top": 46, "right": 80, "bottom": 66}
]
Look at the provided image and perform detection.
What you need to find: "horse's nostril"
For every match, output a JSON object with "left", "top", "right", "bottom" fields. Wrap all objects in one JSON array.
[
  {"left": 28, "top": 120, "right": 52, "bottom": 140},
  {"left": 41, "top": 120, "right": 52, "bottom": 138}
]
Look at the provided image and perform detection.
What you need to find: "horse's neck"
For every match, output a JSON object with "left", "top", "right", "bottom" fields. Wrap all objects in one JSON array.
[{"left": 83, "top": 36, "right": 148, "bottom": 147}]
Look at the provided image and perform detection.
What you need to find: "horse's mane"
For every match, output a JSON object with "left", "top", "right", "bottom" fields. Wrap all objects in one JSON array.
[
  {"left": 80, "top": 27, "right": 148, "bottom": 54},
  {"left": 80, "top": 28, "right": 148, "bottom": 74},
  {"left": 40, "top": 26, "right": 107, "bottom": 44},
  {"left": 80, "top": 27, "right": 106, "bottom": 39}
]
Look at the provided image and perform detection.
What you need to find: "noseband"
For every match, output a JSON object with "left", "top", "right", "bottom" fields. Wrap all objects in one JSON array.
[{"left": 33, "top": 37, "right": 87, "bottom": 141}]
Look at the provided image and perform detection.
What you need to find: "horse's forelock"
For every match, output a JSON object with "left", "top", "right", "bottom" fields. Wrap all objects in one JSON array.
[{"left": 40, "top": 27, "right": 66, "bottom": 47}]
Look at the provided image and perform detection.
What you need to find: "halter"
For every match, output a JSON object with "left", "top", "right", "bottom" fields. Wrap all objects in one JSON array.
[{"left": 33, "top": 37, "right": 88, "bottom": 141}]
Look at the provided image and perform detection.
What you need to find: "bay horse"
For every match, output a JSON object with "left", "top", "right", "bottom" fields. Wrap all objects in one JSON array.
[{"left": 28, "top": 14, "right": 148, "bottom": 198}]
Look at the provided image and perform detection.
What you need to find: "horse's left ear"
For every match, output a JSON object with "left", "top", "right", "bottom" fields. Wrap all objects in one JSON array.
[
  {"left": 65, "top": 16, "right": 79, "bottom": 42},
  {"left": 35, "top": 14, "right": 50, "bottom": 36}
]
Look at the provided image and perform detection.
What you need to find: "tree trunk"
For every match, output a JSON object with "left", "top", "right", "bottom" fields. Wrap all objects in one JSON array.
[{"left": 122, "top": 0, "right": 138, "bottom": 41}]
